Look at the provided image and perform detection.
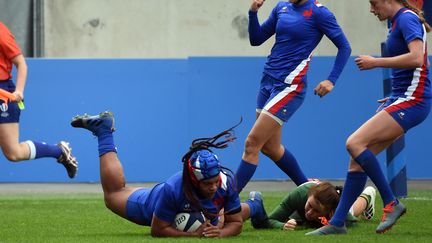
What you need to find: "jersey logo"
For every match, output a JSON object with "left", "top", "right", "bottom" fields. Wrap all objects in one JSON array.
[
  {"left": 303, "top": 8, "right": 313, "bottom": 18},
  {"left": 279, "top": 6, "right": 288, "bottom": 13},
  {"left": 0, "top": 102, "right": 9, "bottom": 118},
  {"left": 213, "top": 197, "right": 225, "bottom": 207}
]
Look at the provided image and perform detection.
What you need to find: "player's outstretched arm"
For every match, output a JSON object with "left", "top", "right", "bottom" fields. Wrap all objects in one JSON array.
[
  {"left": 356, "top": 39, "right": 424, "bottom": 70},
  {"left": 151, "top": 215, "right": 202, "bottom": 237},
  {"left": 206, "top": 211, "right": 242, "bottom": 238}
]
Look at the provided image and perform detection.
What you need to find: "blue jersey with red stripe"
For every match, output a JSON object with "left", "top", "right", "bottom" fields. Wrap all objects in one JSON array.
[
  {"left": 386, "top": 8, "right": 431, "bottom": 99},
  {"left": 249, "top": 0, "right": 350, "bottom": 85},
  {"left": 142, "top": 171, "right": 240, "bottom": 226}
]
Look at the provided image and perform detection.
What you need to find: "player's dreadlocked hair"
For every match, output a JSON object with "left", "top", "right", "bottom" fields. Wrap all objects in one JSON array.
[
  {"left": 181, "top": 119, "right": 241, "bottom": 219},
  {"left": 398, "top": 0, "right": 431, "bottom": 32},
  {"left": 292, "top": 0, "right": 304, "bottom": 5},
  {"left": 308, "top": 182, "right": 343, "bottom": 219}
]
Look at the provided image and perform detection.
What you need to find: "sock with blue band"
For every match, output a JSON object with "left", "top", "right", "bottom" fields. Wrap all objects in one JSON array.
[
  {"left": 235, "top": 160, "right": 257, "bottom": 192},
  {"left": 355, "top": 149, "right": 396, "bottom": 205},
  {"left": 330, "top": 171, "right": 367, "bottom": 227},
  {"left": 245, "top": 199, "right": 257, "bottom": 217},
  {"left": 25, "top": 140, "right": 62, "bottom": 160},
  {"left": 274, "top": 147, "right": 308, "bottom": 186},
  {"left": 97, "top": 133, "right": 117, "bottom": 157}
]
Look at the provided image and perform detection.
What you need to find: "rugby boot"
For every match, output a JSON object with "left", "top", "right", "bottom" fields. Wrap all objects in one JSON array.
[
  {"left": 305, "top": 224, "right": 347, "bottom": 236},
  {"left": 57, "top": 141, "right": 78, "bottom": 179},
  {"left": 71, "top": 111, "right": 115, "bottom": 135},
  {"left": 376, "top": 201, "right": 406, "bottom": 234},
  {"left": 247, "top": 191, "right": 268, "bottom": 229},
  {"left": 361, "top": 186, "right": 376, "bottom": 220}
]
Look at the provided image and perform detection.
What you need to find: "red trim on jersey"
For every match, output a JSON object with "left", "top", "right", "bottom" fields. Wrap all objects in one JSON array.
[
  {"left": 292, "top": 61, "right": 310, "bottom": 85},
  {"left": 268, "top": 62, "right": 309, "bottom": 114},
  {"left": 391, "top": 21, "right": 398, "bottom": 32},
  {"left": 268, "top": 82, "right": 304, "bottom": 115},
  {"left": 385, "top": 51, "right": 428, "bottom": 112}
]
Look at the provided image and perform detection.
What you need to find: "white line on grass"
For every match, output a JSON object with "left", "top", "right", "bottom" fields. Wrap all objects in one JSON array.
[{"left": 404, "top": 197, "right": 432, "bottom": 201}]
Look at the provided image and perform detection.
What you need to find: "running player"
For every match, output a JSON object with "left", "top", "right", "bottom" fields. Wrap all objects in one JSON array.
[
  {"left": 235, "top": 0, "right": 351, "bottom": 191},
  {"left": 0, "top": 21, "right": 77, "bottom": 178},
  {"left": 71, "top": 111, "right": 242, "bottom": 238},
  {"left": 307, "top": 0, "right": 431, "bottom": 235}
]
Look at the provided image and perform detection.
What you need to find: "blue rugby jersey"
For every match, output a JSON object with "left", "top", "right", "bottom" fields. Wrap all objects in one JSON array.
[
  {"left": 249, "top": 0, "right": 351, "bottom": 85},
  {"left": 386, "top": 8, "right": 431, "bottom": 99},
  {"left": 140, "top": 171, "right": 240, "bottom": 226}
]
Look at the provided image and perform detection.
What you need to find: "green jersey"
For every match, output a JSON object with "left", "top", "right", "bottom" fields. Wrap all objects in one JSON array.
[{"left": 260, "top": 182, "right": 357, "bottom": 229}]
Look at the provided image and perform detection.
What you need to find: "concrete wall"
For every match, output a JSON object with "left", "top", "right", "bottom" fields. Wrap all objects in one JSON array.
[
  {"left": 43, "top": 0, "right": 432, "bottom": 58},
  {"left": 0, "top": 0, "right": 34, "bottom": 57},
  {"left": 43, "top": 0, "right": 268, "bottom": 58}
]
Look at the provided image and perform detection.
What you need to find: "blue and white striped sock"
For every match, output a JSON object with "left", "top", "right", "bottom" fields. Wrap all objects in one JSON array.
[{"left": 25, "top": 140, "right": 62, "bottom": 160}]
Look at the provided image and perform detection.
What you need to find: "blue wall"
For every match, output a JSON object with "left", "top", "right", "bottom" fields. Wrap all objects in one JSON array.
[{"left": 0, "top": 57, "right": 431, "bottom": 182}]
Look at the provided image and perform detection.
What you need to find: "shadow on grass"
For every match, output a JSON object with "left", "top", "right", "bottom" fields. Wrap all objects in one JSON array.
[{"left": 75, "top": 232, "right": 152, "bottom": 238}]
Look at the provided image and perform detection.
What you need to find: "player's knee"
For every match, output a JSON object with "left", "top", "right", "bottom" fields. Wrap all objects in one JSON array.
[
  {"left": 244, "top": 136, "right": 261, "bottom": 155},
  {"left": 345, "top": 137, "right": 355, "bottom": 154},
  {"left": 346, "top": 135, "right": 362, "bottom": 155}
]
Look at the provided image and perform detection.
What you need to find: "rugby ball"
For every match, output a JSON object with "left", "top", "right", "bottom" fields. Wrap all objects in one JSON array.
[{"left": 173, "top": 212, "right": 205, "bottom": 232}]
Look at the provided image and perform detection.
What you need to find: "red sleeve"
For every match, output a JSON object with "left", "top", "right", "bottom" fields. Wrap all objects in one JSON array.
[{"left": 0, "top": 22, "right": 22, "bottom": 60}]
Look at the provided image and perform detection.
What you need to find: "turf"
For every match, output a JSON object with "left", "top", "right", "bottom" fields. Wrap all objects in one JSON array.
[{"left": 1, "top": 190, "right": 432, "bottom": 242}]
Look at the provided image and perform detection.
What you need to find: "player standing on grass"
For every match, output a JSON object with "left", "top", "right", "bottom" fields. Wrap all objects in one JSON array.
[
  {"left": 235, "top": 0, "right": 351, "bottom": 191},
  {"left": 71, "top": 111, "right": 242, "bottom": 238},
  {"left": 0, "top": 22, "right": 77, "bottom": 178},
  {"left": 307, "top": 0, "right": 431, "bottom": 235}
]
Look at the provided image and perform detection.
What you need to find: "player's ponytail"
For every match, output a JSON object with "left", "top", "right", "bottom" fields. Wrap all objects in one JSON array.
[{"left": 399, "top": 0, "right": 431, "bottom": 32}]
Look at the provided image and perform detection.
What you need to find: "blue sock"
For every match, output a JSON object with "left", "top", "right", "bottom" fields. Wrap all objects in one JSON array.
[
  {"left": 330, "top": 171, "right": 367, "bottom": 227},
  {"left": 355, "top": 149, "right": 396, "bottom": 206},
  {"left": 235, "top": 160, "right": 257, "bottom": 192},
  {"left": 274, "top": 147, "right": 307, "bottom": 185},
  {"left": 245, "top": 200, "right": 257, "bottom": 217},
  {"left": 25, "top": 141, "right": 62, "bottom": 159},
  {"left": 98, "top": 132, "right": 117, "bottom": 157}
]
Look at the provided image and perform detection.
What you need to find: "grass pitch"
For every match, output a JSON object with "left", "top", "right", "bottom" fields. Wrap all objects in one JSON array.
[{"left": 1, "top": 190, "right": 432, "bottom": 242}]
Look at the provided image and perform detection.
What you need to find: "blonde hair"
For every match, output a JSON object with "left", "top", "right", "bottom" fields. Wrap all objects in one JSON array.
[{"left": 398, "top": 0, "right": 431, "bottom": 32}]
